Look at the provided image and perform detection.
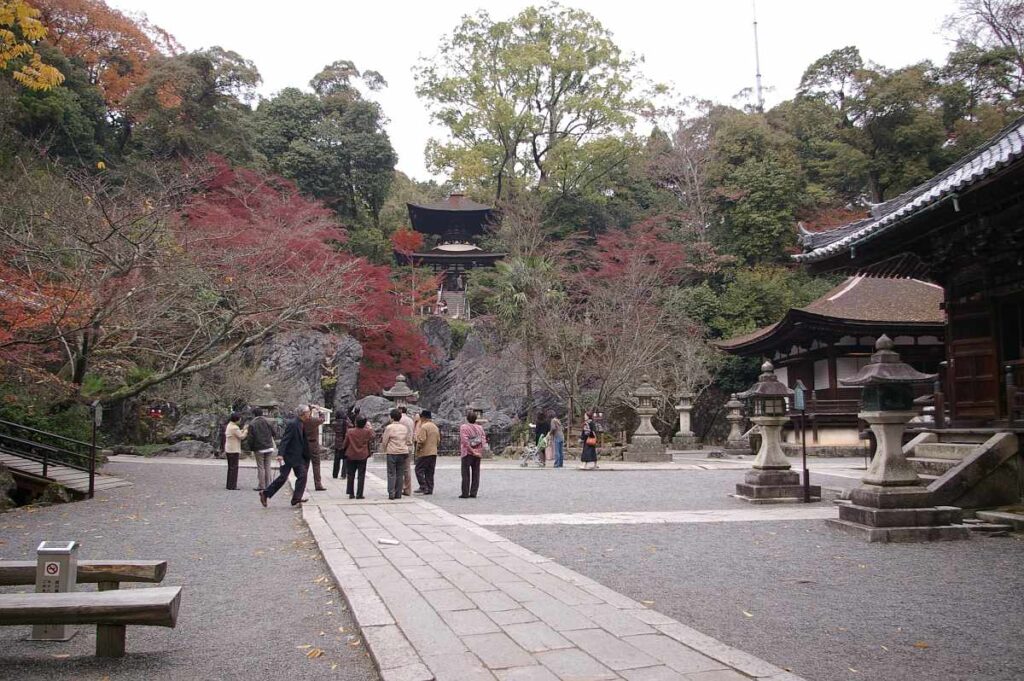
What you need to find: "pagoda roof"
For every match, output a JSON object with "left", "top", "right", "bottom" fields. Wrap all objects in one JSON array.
[
  {"left": 716, "top": 276, "right": 944, "bottom": 355},
  {"left": 408, "top": 194, "right": 493, "bottom": 213},
  {"left": 794, "top": 115, "right": 1024, "bottom": 268}
]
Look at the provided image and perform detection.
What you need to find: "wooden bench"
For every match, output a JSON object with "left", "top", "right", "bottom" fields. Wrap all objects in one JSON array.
[
  {"left": 0, "top": 586, "right": 181, "bottom": 657},
  {"left": 0, "top": 560, "right": 167, "bottom": 591},
  {"left": 0, "top": 560, "right": 176, "bottom": 657}
]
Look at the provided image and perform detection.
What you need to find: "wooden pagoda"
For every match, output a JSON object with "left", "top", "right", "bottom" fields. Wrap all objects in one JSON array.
[{"left": 395, "top": 194, "right": 505, "bottom": 318}]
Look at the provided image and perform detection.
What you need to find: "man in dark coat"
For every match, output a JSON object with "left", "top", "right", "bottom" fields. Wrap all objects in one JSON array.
[{"left": 260, "top": 406, "right": 311, "bottom": 507}]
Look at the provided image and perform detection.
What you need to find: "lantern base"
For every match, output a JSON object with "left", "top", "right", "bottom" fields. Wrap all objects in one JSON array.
[
  {"left": 827, "top": 486, "right": 970, "bottom": 542},
  {"left": 671, "top": 433, "right": 699, "bottom": 448},
  {"left": 624, "top": 436, "right": 670, "bottom": 462},
  {"left": 733, "top": 469, "right": 820, "bottom": 504}
]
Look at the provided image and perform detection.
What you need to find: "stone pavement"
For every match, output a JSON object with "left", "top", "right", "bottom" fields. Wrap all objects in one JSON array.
[{"left": 301, "top": 474, "right": 805, "bottom": 681}]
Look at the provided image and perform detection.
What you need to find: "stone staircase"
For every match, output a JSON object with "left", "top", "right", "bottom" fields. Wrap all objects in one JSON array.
[
  {"left": 440, "top": 289, "right": 468, "bottom": 318},
  {"left": 904, "top": 430, "right": 1022, "bottom": 509}
]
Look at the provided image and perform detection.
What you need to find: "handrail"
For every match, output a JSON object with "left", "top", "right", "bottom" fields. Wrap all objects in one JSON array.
[
  {"left": 0, "top": 419, "right": 93, "bottom": 448},
  {"left": 0, "top": 419, "right": 97, "bottom": 498}
]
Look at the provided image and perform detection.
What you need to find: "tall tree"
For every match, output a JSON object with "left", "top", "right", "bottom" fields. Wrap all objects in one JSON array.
[
  {"left": 0, "top": 0, "right": 64, "bottom": 90},
  {"left": 415, "top": 3, "right": 647, "bottom": 200}
]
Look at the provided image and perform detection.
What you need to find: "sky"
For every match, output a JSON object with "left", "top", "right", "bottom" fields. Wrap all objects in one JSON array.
[{"left": 110, "top": 0, "right": 963, "bottom": 181}]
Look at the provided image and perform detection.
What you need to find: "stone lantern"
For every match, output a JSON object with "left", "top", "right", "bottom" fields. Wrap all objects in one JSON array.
[
  {"left": 254, "top": 384, "right": 279, "bottom": 414},
  {"left": 733, "top": 361, "right": 820, "bottom": 503},
  {"left": 724, "top": 393, "right": 747, "bottom": 451},
  {"left": 382, "top": 374, "right": 418, "bottom": 408},
  {"left": 827, "top": 335, "right": 968, "bottom": 541},
  {"left": 624, "top": 375, "right": 670, "bottom": 462},
  {"left": 671, "top": 393, "right": 699, "bottom": 449}
]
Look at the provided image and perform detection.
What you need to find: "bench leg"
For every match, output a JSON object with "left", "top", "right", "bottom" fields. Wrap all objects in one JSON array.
[{"left": 96, "top": 624, "right": 126, "bottom": 657}]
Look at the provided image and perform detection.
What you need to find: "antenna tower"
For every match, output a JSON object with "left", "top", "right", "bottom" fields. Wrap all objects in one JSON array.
[{"left": 752, "top": 0, "right": 765, "bottom": 112}]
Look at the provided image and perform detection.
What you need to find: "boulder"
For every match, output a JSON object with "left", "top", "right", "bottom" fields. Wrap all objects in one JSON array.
[
  {"left": 167, "top": 413, "right": 218, "bottom": 443},
  {"left": 354, "top": 395, "right": 397, "bottom": 431},
  {"left": 421, "top": 316, "right": 454, "bottom": 362},
  {"left": 151, "top": 439, "right": 217, "bottom": 459}
]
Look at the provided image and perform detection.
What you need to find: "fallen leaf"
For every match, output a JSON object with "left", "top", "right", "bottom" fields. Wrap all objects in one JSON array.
[
  {"left": 742, "top": 610, "right": 754, "bottom": 618},
  {"left": 913, "top": 641, "right": 929, "bottom": 649},
  {"left": 51, "top": 654, "right": 70, "bottom": 659},
  {"left": 881, "top": 645, "right": 889, "bottom": 651},
  {"left": 849, "top": 668, "right": 859, "bottom": 673},
  {"left": 640, "top": 600, "right": 655, "bottom": 606},
  {"left": 338, "top": 626, "right": 347, "bottom": 633},
  {"left": 306, "top": 647, "right": 325, "bottom": 658},
  {"left": 296, "top": 644, "right": 313, "bottom": 649},
  {"left": 331, "top": 663, "right": 338, "bottom": 670}
]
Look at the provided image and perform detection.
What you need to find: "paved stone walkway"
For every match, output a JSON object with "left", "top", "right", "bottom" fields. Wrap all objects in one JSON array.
[{"left": 302, "top": 474, "right": 805, "bottom": 681}]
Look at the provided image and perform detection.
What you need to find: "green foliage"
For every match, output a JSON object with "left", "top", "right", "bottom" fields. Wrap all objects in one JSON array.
[
  {"left": 255, "top": 62, "right": 397, "bottom": 226},
  {"left": 416, "top": 3, "right": 649, "bottom": 200},
  {"left": 0, "top": 385, "right": 92, "bottom": 443},
  {"left": 126, "top": 48, "right": 262, "bottom": 162},
  {"left": 447, "top": 318, "right": 472, "bottom": 354}
]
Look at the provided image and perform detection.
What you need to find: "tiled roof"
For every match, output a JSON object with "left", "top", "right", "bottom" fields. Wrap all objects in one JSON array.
[
  {"left": 795, "top": 115, "right": 1024, "bottom": 263},
  {"left": 408, "top": 193, "right": 492, "bottom": 213},
  {"left": 716, "top": 276, "right": 944, "bottom": 351}
]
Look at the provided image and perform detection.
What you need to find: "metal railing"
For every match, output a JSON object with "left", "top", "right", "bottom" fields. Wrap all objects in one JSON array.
[{"left": 0, "top": 419, "right": 97, "bottom": 498}]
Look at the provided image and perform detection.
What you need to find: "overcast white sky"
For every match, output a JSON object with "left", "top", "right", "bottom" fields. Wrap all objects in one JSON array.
[{"left": 110, "top": 0, "right": 962, "bottom": 181}]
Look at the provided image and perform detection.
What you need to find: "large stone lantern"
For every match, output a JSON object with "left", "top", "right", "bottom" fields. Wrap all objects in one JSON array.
[
  {"left": 671, "top": 393, "right": 699, "bottom": 449},
  {"left": 254, "top": 384, "right": 279, "bottom": 414},
  {"left": 624, "top": 375, "right": 669, "bottom": 462},
  {"left": 723, "top": 393, "right": 747, "bottom": 452},
  {"left": 733, "top": 361, "right": 820, "bottom": 503},
  {"left": 827, "top": 335, "right": 968, "bottom": 541},
  {"left": 383, "top": 374, "right": 418, "bottom": 408}
]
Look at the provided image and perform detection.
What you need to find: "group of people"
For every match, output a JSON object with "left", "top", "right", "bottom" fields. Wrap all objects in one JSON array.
[
  {"left": 530, "top": 409, "right": 601, "bottom": 470},
  {"left": 224, "top": 403, "right": 489, "bottom": 507}
]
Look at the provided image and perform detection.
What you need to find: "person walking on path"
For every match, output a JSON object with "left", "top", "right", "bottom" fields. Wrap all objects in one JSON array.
[
  {"left": 341, "top": 416, "right": 372, "bottom": 499},
  {"left": 399, "top": 406, "right": 416, "bottom": 496},
  {"left": 533, "top": 410, "right": 551, "bottom": 466},
  {"left": 413, "top": 410, "right": 440, "bottom": 495},
  {"left": 223, "top": 413, "right": 248, "bottom": 490},
  {"left": 579, "top": 409, "right": 599, "bottom": 470},
  {"left": 381, "top": 408, "right": 411, "bottom": 500},
  {"left": 459, "top": 412, "right": 487, "bottom": 498},
  {"left": 549, "top": 410, "right": 565, "bottom": 468},
  {"left": 331, "top": 407, "right": 352, "bottom": 480},
  {"left": 260, "top": 406, "right": 311, "bottom": 507},
  {"left": 247, "top": 408, "right": 277, "bottom": 491},
  {"left": 301, "top": 405, "right": 327, "bottom": 491}
]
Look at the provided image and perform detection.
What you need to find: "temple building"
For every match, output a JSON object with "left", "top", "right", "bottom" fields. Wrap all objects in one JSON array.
[
  {"left": 796, "top": 116, "right": 1024, "bottom": 428},
  {"left": 395, "top": 193, "right": 504, "bottom": 319},
  {"left": 717, "top": 276, "right": 945, "bottom": 453}
]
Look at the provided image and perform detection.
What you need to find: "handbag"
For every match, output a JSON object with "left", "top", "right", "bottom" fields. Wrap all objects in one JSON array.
[{"left": 585, "top": 435, "right": 597, "bottom": 446}]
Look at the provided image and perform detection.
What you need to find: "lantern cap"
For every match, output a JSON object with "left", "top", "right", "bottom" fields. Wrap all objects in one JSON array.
[
  {"left": 725, "top": 392, "right": 744, "bottom": 409},
  {"left": 632, "top": 375, "right": 661, "bottom": 399},
  {"left": 839, "top": 334, "right": 937, "bottom": 387},
  {"left": 737, "top": 360, "right": 793, "bottom": 399},
  {"left": 383, "top": 374, "right": 418, "bottom": 400}
]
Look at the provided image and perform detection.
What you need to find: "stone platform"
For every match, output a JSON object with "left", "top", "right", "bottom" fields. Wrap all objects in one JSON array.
[{"left": 732, "top": 469, "right": 821, "bottom": 504}]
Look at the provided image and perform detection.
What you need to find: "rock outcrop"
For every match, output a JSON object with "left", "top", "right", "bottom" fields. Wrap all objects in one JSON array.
[
  {"left": 152, "top": 439, "right": 217, "bottom": 458},
  {"left": 256, "top": 331, "right": 362, "bottom": 410},
  {"left": 168, "top": 413, "right": 218, "bottom": 443}
]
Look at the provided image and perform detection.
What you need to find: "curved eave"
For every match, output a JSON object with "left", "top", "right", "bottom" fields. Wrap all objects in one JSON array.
[
  {"left": 394, "top": 250, "right": 506, "bottom": 265},
  {"left": 715, "top": 309, "right": 945, "bottom": 357}
]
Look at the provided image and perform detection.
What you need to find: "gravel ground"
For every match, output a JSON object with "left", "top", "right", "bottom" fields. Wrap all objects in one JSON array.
[
  {"left": 494, "top": 519, "right": 1024, "bottom": 681},
  {"left": 0, "top": 461, "right": 380, "bottom": 681},
  {"left": 418, "top": 465, "right": 858, "bottom": 515}
]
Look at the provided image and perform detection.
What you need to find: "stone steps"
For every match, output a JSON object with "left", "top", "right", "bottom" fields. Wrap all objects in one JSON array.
[
  {"left": 914, "top": 442, "right": 976, "bottom": 460},
  {"left": 975, "top": 510, "right": 1024, "bottom": 530},
  {"left": 962, "top": 518, "right": 1014, "bottom": 536},
  {"left": 907, "top": 456, "right": 959, "bottom": 476}
]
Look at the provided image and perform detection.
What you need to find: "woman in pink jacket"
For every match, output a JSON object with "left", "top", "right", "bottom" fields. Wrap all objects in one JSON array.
[{"left": 458, "top": 411, "right": 487, "bottom": 498}]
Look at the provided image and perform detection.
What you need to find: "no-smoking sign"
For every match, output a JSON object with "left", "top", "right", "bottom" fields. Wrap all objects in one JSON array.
[{"left": 44, "top": 562, "right": 60, "bottom": 577}]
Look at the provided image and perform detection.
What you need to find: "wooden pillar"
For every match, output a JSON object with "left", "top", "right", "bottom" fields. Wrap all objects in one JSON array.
[{"left": 827, "top": 344, "right": 839, "bottom": 400}]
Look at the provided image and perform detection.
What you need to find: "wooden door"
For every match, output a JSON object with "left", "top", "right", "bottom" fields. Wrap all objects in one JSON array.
[{"left": 948, "top": 300, "right": 999, "bottom": 423}]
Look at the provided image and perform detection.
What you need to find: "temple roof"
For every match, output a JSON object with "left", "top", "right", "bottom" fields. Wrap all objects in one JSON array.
[
  {"left": 407, "top": 193, "right": 494, "bottom": 237},
  {"left": 716, "top": 276, "right": 944, "bottom": 354},
  {"left": 795, "top": 115, "right": 1024, "bottom": 265}
]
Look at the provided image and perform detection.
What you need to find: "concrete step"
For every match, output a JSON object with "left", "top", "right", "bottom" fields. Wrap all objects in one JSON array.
[
  {"left": 975, "top": 510, "right": 1024, "bottom": 530},
  {"left": 962, "top": 519, "right": 1014, "bottom": 536},
  {"left": 934, "top": 429, "right": 1000, "bottom": 444},
  {"left": 914, "top": 442, "right": 976, "bottom": 460},
  {"left": 918, "top": 473, "right": 940, "bottom": 483},
  {"left": 907, "top": 457, "right": 959, "bottom": 476}
]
